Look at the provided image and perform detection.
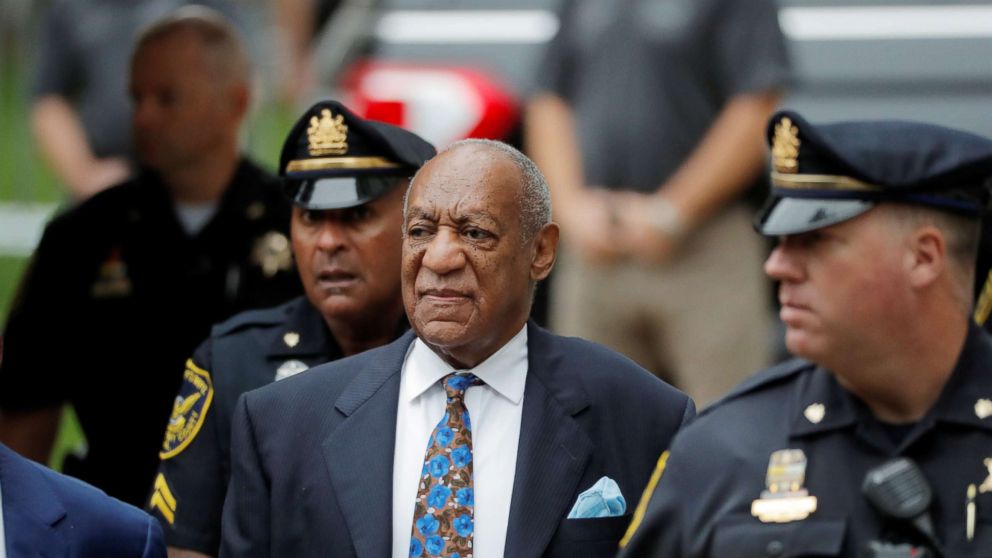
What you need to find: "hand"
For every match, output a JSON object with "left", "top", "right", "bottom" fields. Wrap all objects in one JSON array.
[
  {"left": 615, "top": 192, "right": 685, "bottom": 266},
  {"left": 558, "top": 189, "right": 626, "bottom": 265}
]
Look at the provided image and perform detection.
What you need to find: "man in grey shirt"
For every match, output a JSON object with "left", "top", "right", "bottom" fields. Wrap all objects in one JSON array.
[{"left": 527, "top": 0, "right": 792, "bottom": 405}]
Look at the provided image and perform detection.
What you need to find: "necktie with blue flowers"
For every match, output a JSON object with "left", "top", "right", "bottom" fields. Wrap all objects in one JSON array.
[{"left": 409, "top": 372, "right": 484, "bottom": 558}]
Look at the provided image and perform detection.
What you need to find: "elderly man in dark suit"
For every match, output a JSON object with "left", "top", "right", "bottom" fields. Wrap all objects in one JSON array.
[{"left": 220, "top": 139, "right": 693, "bottom": 558}]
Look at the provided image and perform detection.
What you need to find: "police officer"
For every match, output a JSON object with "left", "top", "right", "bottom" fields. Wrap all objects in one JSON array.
[
  {"left": 619, "top": 111, "right": 992, "bottom": 557},
  {"left": 0, "top": 7, "right": 300, "bottom": 506},
  {"left": 147, "top": 100, "right": 436, "bottom": 557}
]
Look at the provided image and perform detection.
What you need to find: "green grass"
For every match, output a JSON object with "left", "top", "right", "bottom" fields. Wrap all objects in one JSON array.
[
  {"left": 0, "top": 59, "right": 62, "bottom": 204},
  {"left": 51, "top": 405, "right": 87, "bottom": 471},
  {"left": 0, "top": 256, "right": 28, "bottom": 321}
]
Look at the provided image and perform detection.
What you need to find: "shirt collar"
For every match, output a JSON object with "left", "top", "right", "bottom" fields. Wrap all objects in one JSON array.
[
  {"left": 926, "top": 322, "right": 992, "bottom": 432},
  {"left": 404, "top": 325, "right": 528, "bottom": 405},
  {"left": 789, "top": 365, "right": 861, "bottom": 438},
  {"left": 790, "top": 323, "right": 992, "bottom": 438}
]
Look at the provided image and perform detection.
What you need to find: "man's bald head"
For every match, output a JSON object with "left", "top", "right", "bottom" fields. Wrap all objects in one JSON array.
[{"left": 132, "top": 6, "right": 250, "bottom": 86}]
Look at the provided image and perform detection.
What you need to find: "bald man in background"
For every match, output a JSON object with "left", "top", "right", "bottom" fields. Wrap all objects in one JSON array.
[{"left": 0, "top": 7, "right": 300, "bottom": 506}]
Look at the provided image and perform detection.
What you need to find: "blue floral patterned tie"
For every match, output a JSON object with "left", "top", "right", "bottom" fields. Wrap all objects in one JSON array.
[{"left": 409, "top": 372, "right": 484, "bottom": 558}]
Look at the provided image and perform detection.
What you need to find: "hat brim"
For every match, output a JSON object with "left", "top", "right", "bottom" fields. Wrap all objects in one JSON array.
[
  {"left": 755, "top": 197, "right": 875, "bottom": 236},
  {"left": 288, "top": 176, "right": 401, "bottom": 210}
]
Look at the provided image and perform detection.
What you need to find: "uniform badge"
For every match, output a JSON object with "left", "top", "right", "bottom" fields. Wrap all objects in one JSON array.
[
  {"left": 980, "top": 458, "right": 992, "bottom": 494},
  {"left": 275, "top": 359, "right": 309, "bottom": 381},
  {"left": 307, "top": 108, "right": 349, "bottom": 155},
  {"left": 160, "top": 360, "right": 214, "bottom": 460},
  {"left": 150, "top": 473, "right": 177, "bottom": 525},
  {"left": 751, "top": 449, "right": 818, "bottom": 523},
  {"left": 975, "top": 398, "right": 992, "bottom": 419},
  {"left": 251, "top": 231, "right": 293, "bottom": 278},
  {"left": 90, "top": 247, "right": 132, "bottom": 298}
]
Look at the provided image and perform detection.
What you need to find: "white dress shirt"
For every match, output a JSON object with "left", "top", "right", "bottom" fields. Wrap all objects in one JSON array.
[{"left": 392, "top": 326, "right": 528, "bottom": 558}]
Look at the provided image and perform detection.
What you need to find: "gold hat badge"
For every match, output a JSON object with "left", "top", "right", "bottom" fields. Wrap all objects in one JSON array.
[
  {"left": 307, "top": 109, "right": 348, "bottom": 156},
  {"left": 772, "top": 117, "right": 800, "bottom": 174}
]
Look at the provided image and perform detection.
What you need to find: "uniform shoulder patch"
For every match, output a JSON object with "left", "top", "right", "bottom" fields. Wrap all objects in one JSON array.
[{"left": 160, "top": 359, "right": 214, "bottom": 460}]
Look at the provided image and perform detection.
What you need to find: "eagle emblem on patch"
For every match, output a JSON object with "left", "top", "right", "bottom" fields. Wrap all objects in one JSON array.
[{"left": 160, "top": 359, "right": 214, "bottom": 460}]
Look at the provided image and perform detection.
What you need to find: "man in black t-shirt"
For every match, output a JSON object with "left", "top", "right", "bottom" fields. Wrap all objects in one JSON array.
[{"left": 0, "top": 7, "right": 301, "bottom": 506}]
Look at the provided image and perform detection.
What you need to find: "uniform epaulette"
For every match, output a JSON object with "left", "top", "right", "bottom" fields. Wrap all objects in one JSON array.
[
  {"left": 211, "top": 299, "right": 298, "bottom": 337},
  {"left": 697, "top": 357, "right": 814, "bottom": 418}
]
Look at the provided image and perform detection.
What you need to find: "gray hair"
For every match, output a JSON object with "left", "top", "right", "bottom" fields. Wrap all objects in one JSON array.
[
  {"left": 406, "top": 139, "right": 552, "bottom": 241},
  {"left": 879, "top": 203, "right": 981, "bottom": 312},
  {"left": 132, "top": 5, "right": 250, "bottom": 84}
]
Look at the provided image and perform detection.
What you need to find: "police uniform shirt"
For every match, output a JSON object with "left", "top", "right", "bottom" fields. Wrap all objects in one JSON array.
[
  {"left": 150, "top": 296, "right": 408, "bottom": 554},
  {"left": 620, "top": 323, "right": 992, "bottom": 557},
  {"left": 0, "top": 158, "right": 301, "bottom": 506}
]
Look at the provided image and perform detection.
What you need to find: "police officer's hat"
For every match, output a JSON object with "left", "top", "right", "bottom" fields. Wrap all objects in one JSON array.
[
  {"left": 755, "top": 110, "right": 992, "bottom": 235},
  {"left": 279, "top": 100, "right": 436, "bottom": 209}
]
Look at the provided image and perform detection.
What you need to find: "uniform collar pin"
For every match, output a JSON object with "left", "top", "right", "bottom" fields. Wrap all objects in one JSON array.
[
  {"left": 284, "top": 331, "right": 300, "bottom": 348},
  {"left": 980, "top": 458, "right": 992, "bottom": 494},
  {"left": 804, "top": 403, "right": 826, "bottom": 424},
  {"left": 975, "top": 398, "right": 992, "bottom": 419}
]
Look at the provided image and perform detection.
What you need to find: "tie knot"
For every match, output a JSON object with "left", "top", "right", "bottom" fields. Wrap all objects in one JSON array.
[{"left": 443, "top": 372, "right": 482, "bottom": 400}]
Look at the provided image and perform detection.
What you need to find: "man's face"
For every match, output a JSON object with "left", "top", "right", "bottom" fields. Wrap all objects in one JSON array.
[
  {"left": 292, "top": 182, "right": 406, "bottom": 325},
  {"left": 764, "top": 209, "right": 911, "bottom": 367},
  {"left": 402, "top": 145, "right": 555, "bottom": 368},
  {"left": 129, "top": 31, "right": 238, "bottom": 171}
]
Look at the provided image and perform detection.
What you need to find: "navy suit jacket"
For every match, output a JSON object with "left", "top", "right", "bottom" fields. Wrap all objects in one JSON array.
[
  {"left": 221, "top": 322, "right": 693, "bottom": 558},
  {"left": 0, "top": 443, "right": 165, "bottom": 558}
]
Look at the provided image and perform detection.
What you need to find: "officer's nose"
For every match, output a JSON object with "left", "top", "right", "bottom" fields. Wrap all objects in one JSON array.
[
  {"left": 421, "top": 229, "right": 466, "bottom": 275},
  {"left": 764, "top": 239, "right": 804, "bottom": 283},
  {"left": 315, "top": 219, "right": 349, "bottom": 252}
]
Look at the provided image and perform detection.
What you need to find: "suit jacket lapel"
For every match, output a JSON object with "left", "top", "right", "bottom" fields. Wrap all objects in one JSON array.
[
  {"left": 322, "top": 332, "right": 415, "bottom": 558},
  {"left": 0, "top": 444, "right": 68, "bottom": 558},
  {"left": 504, "top": 323, "right": 593, "bottom": 558}
]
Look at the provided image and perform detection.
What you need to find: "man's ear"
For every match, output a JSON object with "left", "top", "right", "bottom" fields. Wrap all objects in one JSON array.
[
  {"left": 530, "top": 222, "right": 559, "bottom": 282},
  {"left": 906, "top": 225, "right": 946, "bottom": 288}
]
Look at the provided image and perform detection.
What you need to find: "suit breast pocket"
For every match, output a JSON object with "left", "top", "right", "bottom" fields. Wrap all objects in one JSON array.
[
  {"left": 710, "top": 514, "right": 847, "bottom": 558},
  {"left": 558, "top": 514, "right": 632, "bottom": 542},
  {"left": 545, "top": 514, "right": 633, "bottom": 558}
]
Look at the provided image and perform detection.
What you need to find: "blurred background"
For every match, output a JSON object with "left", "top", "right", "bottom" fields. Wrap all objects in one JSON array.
[{"left": 1, "top": 0, "right": 991, "bottom": 463}]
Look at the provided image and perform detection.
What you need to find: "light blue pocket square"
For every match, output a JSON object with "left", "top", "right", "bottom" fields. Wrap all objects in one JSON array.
[{"left": 567, "top": 476, "right": 627, "bottom": 518}]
